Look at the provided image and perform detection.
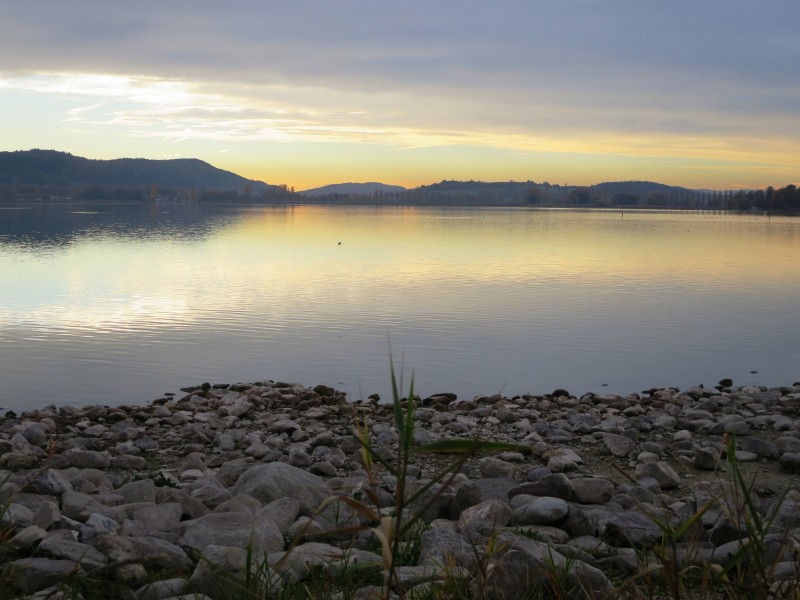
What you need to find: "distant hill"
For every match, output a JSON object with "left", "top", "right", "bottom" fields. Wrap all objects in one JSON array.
[
  {"left": 299, "top": 182, "right": 406, "bottom": 196},
  {"left": 0, "top": 149, "right": 273, "bottom": 193},
  {"left": 588, "top": 180, "right": 693, "bottom": 196}
]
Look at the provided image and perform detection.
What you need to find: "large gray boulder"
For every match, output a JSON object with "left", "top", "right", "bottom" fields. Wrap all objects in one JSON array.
[
  {"left": 135, "top": 577, "right": 189, "bottom": 600},
  {"left": 485, "top": 533, "right": 611, "bottom": 599},
  {"left": 39, "top": 536, "right": 108, "bottom": 569},
  {"left": 599, "top": 510, "right": 665, "bottom": 548},
  {"left": 635, "top": 461, "right": 681, "bottom": 489},
  {"left": 93, "top": 534, "right": 192, "bottom": 584},
  {"left": 180, "top": 512, "right": 284, "bottom": 556},
  {"left": 571, "top": 478, "right": 614, "bottom": 505},
  {"left": 418, "top": 529, "right": 478, "bottom": 569},
  {"left": 232, "top": 462, "right": 329, "bottom": 515},
  {"left": 21, "top": 469, "right": 73, "bottom": 496},
  {"left": 61, "top": 490, "right": 126, "bottom": 523},
  {"left": 189, "top": 545, "right": 254, "bottom": 599},
  {"left": 458, "top": 499, "right": 512, "bottom": 531},
  {"left": 513, "top": 497, "right": 569, "bottom": 526},
  {"left": 5, "top": 558, "right": 84, "bottom": 594},
  {"left": 602, "top": 433, "right": 636, "bottom": 457},
  {"left": 120, "top": 503, "right": 183, "bottom": 537}
]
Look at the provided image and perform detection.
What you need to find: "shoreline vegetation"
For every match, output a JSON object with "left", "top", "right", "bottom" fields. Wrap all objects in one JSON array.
[
  {"left": 2, "top": 377, "right": 799, "bottom": 599},
  {"left": 1, "top": 150, "right": 798, "bottom": 212},
  {"left": 2, "top": 184, "right": 799, "bottom": 215}
]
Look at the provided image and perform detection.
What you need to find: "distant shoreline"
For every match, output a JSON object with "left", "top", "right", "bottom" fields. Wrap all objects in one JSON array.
[{"left": 1, "top": 198, "right": 798, "bottom": 215}]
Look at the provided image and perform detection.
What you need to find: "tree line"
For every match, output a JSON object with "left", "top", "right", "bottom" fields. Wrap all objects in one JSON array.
[{"left": 1, "top": 181, "right": 798, "bottom": 212}]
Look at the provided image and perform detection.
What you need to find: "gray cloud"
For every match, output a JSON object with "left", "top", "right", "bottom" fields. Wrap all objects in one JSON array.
[{"left": 1, "top": 1, "right": 799, "bottom": 152}]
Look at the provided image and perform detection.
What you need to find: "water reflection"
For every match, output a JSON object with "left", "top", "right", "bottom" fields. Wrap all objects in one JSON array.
[
  {"left": 1, "top": 204, "right": 799, "bottom": 412},
  {"left": 0, "top": 202, "right": 235, "bottom": 249}
]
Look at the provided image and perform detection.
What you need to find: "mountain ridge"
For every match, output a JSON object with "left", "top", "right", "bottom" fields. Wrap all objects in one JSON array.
[
  {"left": 0, "top": 149, "right": 274, "bottom": 193},
  {"left": 4, "top": 149, "right": 793, "bottom": 210},
  {"left": 299, "top": 182, "right": 407, "bottom": 196}
]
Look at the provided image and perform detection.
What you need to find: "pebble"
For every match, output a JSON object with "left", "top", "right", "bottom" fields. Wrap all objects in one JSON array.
[{"left": 0, "top": 379, "right": 798, "bottom": 598}]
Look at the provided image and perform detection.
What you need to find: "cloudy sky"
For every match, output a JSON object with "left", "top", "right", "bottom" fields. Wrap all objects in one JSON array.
[{"left": 1, "top": 1, "right": 798, "bottom": 190}]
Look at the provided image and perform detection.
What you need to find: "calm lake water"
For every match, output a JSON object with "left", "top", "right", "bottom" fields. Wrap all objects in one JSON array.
[{"left": 1, "top": 203, "right": 799, "bottom": 413}]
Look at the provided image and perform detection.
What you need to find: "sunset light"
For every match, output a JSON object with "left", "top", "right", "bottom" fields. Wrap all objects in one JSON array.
[{"left": 2, "top": 2, "right": 798, "bottom": 190}]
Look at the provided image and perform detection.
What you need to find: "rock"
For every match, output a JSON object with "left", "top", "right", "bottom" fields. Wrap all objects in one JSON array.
[
  {"left": 560, "top": 505, "right": 606, "bottom": 538},
  {"left": 600, "top": 510, "right": 665, "bottom": 547},
  {"left": 457, "top": 499, "right": 512, "bottom": 531},
  {"left": 93, "top": 534, "right": 192, "bottom": 581},
  {"left": 268, "top": 419, "right": 302, "bottom": 434},
  {"left": 190, "top": 485, "right": 230, "bottom": 509},
  {"left": 180, "top": 452, "right": 208, "bottom": 473},
  {"left": 740, "top": 436, "right": 780, "bottom": 459},
  {"left": 21, "top": 469, "right": 73, "bottom": 496},
  {"left": 513, "top": 497, "right": 569, "bottom": 525},
  {"left": 219, "top": 395, "right": 253, "bottom": 418},
  {"left": 214, "top": 494, "right": 263, "bottom": 515},
  {"left": 571, "top": 478, "right": 614, "bottom": 504},
  {"left": 39, "top": 536, "right": 108, "bottom": 569},
  {"left": 546, "top": 452, "right": 579, "bottom": 472},
  {"left": 189, "top": 545, "right": 257, "bottom": 599},
  {"left": 155, "top": 488, "right": 209, "bottom": 520},
  {"left": 309, "top": 460, "right": 337, "bottom": 477},
  {"left": 80, "top": 512, "right": 120, "bottom": 543},
  {"left": 135, "top": 577, "right": 189, "bottom": 600},
  {"left": 602, "top": 433, "right": 636, "bottom": 457},
  {"left": 2, "top": 502, "right": 35, "bottom": 528},
  {"left": 61, "top": 490, "right": 125, "bottom": 523},
  {"left": 121, "top": 503, "right": 183, "bottom": 536},
  {"left": 723, "top": 419, "right": 750, "bottom": 436},
  {"left": 509, "top": 473, "right": 573, "bottom": 501},
  {"left": 635, "top": 461, "right": 681, "bottom": 489},
  {"left": 7, "top": 525, "right": 47, "bottom": 550},
  {"left": 776, "top": 436, "right": 800, "bottom": 454},
  {"left": 64, "top": 450, "right": 111, "bottom": 469},
  {"left": 485, "top": 533, "right": 611, "bottom": 599},
  {"left": 673, "top": 429, "right": 692, "bottom": 441},
  {"left": 180, "top": 512, "right": 284, "bottom": 556},
  {"left": 3, "top": 377, "right": 800, "bottom": 598},
  {"left": 288, "top": 446, "right": 312, "bottom": 468},
  {"left": 694, "top": 447, "right": 721, "bottom": 471},
  {"left": 232, "top": 462, "right": 329, "bottom": 515},
  {"left": 526, "top": 466, "right": 552, "bottom": 481},
  {"left": 259, "top": 497, "right": 300, "bottom": 533},
  {"left": 21, "top": 424, "right": 49, "bottom": 446},
  {"left": 111, "top": 455, "right": 147, "bottom": 469},
  {"left": 2, "top": 450, "right": 39, "bottom": 470},
  {"left": 115, "top": 479, "right": 156, "bottom": 504},
  {"left": 637, "top": 451, "right": 660, "bottom": 464},
  {"left": 418, "top": 529, "right": 477, "bottom": 569},
  {"left": 5, "top": 558, "right": 84, "bottom": 594},
  {"left": 478, "top": 456, "right": 515, "bottom": 479},
  {"left": 779, "top": 453, "right": 800, "bottom": 474}
]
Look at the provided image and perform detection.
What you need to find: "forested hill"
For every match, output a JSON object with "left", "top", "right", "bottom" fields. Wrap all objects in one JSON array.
[
  {"left": 0, "top": 149, "right": 271, "bottom": 192},
  {"left": 589, "top": 181, "right": 693, "bottom": 196},
  {"left": 300, "top": 182, "right": 407, "bottom": 196}
]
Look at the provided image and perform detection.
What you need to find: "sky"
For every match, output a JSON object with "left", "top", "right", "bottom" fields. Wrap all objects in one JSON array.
[{"left": 1, "top": 1, "right": 799, "bottom": 191}]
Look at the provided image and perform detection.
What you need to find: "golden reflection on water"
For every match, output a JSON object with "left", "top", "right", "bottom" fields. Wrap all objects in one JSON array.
[
  {"left": 215, "top": 205, "right": 800, "bottom": 285},
  {"left": 2, "top": 206, "right": 800, "bottom": 333}
]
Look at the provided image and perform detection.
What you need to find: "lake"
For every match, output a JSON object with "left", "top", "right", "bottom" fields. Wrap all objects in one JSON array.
[{"left": 1, "top": 203, "right": 799, "bottom": 413}]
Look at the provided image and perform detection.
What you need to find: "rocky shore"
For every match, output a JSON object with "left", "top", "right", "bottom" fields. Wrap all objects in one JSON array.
[{"left": 2, "top": 379, "right": 800, "bottom": 599}]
